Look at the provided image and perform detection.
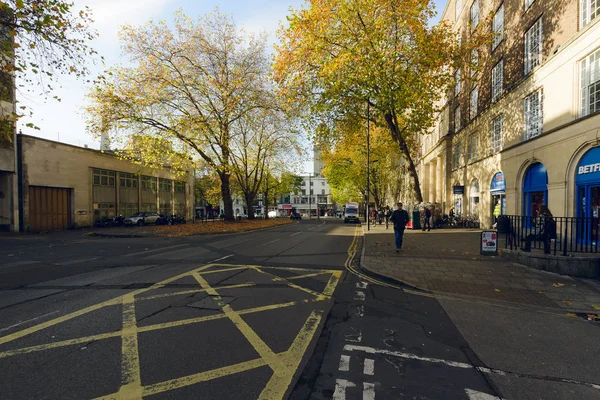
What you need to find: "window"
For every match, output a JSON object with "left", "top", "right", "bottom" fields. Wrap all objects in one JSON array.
[
  {"left": 321, "top": 181, "right": 325, "bottom": 186},
  {"left": 524, "top": 89, "right": 543, "bottom": 140},
  {"left": 321, "top": 189, "right": 325, "bottom": 195},
  {"left": 468, "top": 134, "right": 478, "bottom": 162},
  {"left": 455, "top": 106, "right": 462, "bottom": 131},
  {"left": 525, "top": 0, "right": 536, "bottom": 9},
  {"left": 492, "top": 60, "right": 504, "bottom": 102},
  {"left": 581, "top": 48, "right": 600, "bottom": 117},
  {"left": 455, "top": 69, "right": 461, "bottom": 95},
  {"left": 453, "top": 143, "right": 461, "bottom": 169},
  {"left": 491, "top": 115, "right": 504, "bottom": 154},
  {"left": 302, "top": 189, "right": 306, "bottom": 195},
  {"left": 470, "top": 0, "right": 479, "bottom": 28},
  {"left": 120, "top": 203, "right": 138, "bottom": 217},
  {"left": 94, "top": 203, "right": 116, "bottom": 221},
  {"left": 174, "top": 182, "right": 186, "bottom": 193},
  {"left": 456, "top": 0, "right": 463, "bottom": 20},
  {"left": 159, "top": 178, "right": 172, "bottom": 193},
  {"left": 310, "top": 189, "right": 314, "bottom": 195},
  {"left": 141, "top": 176, "right": 157, "bottom": 191},
  {"left": 119, "top": 172, "right": 138, "bottom": 189},
  {"left": 310, "top": 181, "right": 314, "bottom": 186},
  {"left": 470, "top": 88, "right": 478, "bottom": 119},
  {"left": 492, "top": 4, "right": 504, "bottom": 50},
  {"left": 524, "top": 18, "right": 542, "bottom": 75},
  {"left": 471, "top": 49, "right": 479, "bottom": 76},
  {"left": 93, "top": 169, "right": 115, "bottom": 186},
  {"left": 581, "top": 0, "right": 600, "bottom": 27}
]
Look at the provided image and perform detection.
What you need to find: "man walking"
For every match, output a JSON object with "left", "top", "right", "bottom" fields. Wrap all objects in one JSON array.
[
  {"left": 422, "top": 207, "right": 432, "bottom": 231},
  {"left": 390, "top": 202, "right": 410, "bottom": 253}
]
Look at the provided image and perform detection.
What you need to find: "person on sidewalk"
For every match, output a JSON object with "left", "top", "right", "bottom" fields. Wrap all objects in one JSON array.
[
  {"left": 422, "top": 207, "right": 432, "bottom": 231},
  {"left": 384, "top": 206, "right": 391, "bottom": 230},
  {"left": 390, "top": 202, "right": 410, "bottom": 253},
  {"left": 520, "top": 205, "right": 556, "bottom": 254}
]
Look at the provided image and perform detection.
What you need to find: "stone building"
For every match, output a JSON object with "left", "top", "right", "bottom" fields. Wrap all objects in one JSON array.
[
  {"left": 419, "top": 0, "right": 600, "bottom": 228},
  {"left": 17, "top": 135, "right": 193, "bottom": 231}
]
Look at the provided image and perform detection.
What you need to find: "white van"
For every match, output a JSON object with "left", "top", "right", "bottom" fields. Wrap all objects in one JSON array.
[{"left": 344, "top": 202, "right": 360, "bottom": 224}]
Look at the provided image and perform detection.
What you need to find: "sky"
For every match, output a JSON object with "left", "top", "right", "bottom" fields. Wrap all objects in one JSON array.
[{"left": 17, "top": 0, "right": 447, "bottom": 168}]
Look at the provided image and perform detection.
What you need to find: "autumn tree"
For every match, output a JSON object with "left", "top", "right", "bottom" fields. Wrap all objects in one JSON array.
[
  {"left": 261, "top": 169, "right": 303, "bottom": 218},
  {"left": 275, "top": 0, "right": 490, "bottom": 202},
  {"left": 85, "top": 9, "right": 274, "bottom": 221},
  {"left": 0, "top": 0, "right": 97, "bottom": 139}
]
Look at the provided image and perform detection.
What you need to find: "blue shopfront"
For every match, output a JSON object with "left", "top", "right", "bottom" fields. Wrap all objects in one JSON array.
[
  {"left": 522, "top": 162, "right": 548, "bottom": 217},
  {"left": 577, "top": 147, "right": 600, "bottom": 219}
]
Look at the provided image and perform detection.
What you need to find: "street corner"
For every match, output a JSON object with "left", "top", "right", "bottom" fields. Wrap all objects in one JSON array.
[{"left": 0, "top": 262, "right": 344, "bottom": 400}]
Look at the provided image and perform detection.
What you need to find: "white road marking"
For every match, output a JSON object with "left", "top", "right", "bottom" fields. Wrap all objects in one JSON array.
[
  {"left": 260, "top": 239, "right": 280, "bottom": 247},
  {"left": 53, "top": 257, "right": 98, "bottom": 266},
  {"left": 345, "top": 329, "right": 362, "bottom": 343},
  {"left": 0, "top": 260, "right": 41, "bottom": 269},
  {"left": 465, "top": 389, "right": 502, "bottom": 400},
  {"left": 339, "top": 355, "right": 350, "bottom": 371},
  {"left": 333, "top": 379, "right": 356, "bottom": 400},
  {"left": 0, "top": 310, "right": 60, "bottom": 333},
  {"left": 363, "top": 358, "right": 375, "bottom": 376},
  {"left": 125, "top": 244, "right": 189, "bottom": 257},
  {"left": 354, "top": 291, "right": 366, "bottom": 301},
  {"left": 289, "top": 231, "right": 302, "bottom": 236},
  {"left": 343, "top": 345, "right": 473, "bottom": 369},
  {"left": 356, "top": 281, "right": 368, "bottom": 289},
  {"left": 363, "top": 382, "right": 376, "bottom": 400},
  {"left": 354, "top": 304, "right": 364, "bottom": 317},
  {"left": 208, "top": 254, "right": 234, "bottom": 263}
]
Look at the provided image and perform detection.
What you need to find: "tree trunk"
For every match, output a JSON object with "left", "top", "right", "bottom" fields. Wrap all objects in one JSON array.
[
  {"left": 383, "top": 112, "right": 424, "bottom": 203},
  {"left": 219, "top": 171, "right": 234, "bottom": 221},
  {"left": 245, "top": 193, "right": 256, "bottom": 219},
  {"left": 263, "top": 188, "right": 271, "bottom": 220}
]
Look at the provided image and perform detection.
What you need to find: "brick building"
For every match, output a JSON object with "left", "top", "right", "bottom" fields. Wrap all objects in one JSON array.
[{"left": 419, "top": 0, "right": 600, "bottom": 228}]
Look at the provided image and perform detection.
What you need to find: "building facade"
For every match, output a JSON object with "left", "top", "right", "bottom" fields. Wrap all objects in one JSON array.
[
  {"left": 18, "top": 135, "right": 193, "bottom": 231},
  {"left": 282, "top": 173, "right": 334, "bottom": 217},
  {"left": 419, "top": 0, "right": 600, "bottom": 228}
]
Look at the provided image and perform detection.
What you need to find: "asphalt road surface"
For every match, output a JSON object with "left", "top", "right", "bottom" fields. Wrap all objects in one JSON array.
[{"left": 0, "top": 219, "right": 501, "bottom": 399}]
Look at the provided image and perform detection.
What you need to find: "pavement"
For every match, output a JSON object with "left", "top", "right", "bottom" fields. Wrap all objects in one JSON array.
[{"left": 360, "top": 225, "right": 600, "bottom": 312}]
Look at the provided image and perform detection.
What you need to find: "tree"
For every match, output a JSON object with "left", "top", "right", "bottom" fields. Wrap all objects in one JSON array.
[
  {"left": 0, "top": 0, "right": 97, "bottom": 139},
  {"left": 274, "top": 0, "right": 490, "bottom": 202},
  {"left": 261, "top": 170, "right": 303, "bottom": 218},
  {"left": 85, "top": 9, "right": 274, "bottom": 221}
]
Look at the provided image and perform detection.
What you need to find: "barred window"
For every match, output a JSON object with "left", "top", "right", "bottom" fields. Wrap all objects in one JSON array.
[
  {"left": 492, "top": 4, "right": 504, "bottom": 50},
  {"left": 93, "top": 169, "right": 115, "bottom": 186},
  {"left": 524, "top": 18, "right": 542, "bottom": 75},
  {"left": 524, "top": 89, "right": 543, "bottom": 140},
  {"left": 141, "top": 176, "right": 157, "bottom": 191},
  {"left": 492, "top": 60, "right": 504, "bottom": 102},
  {"left": 470, "top": 87, "right": 479, "bottom": 120},
  {"left": 580, "top": 48, "right": 600, "bottom": 117},
  {"left": 491, "top": 115, "right": 504, "bottom": 154},
  {"left": 581, "top": 0, "right": 600, "bottom": 28},
  {"left": 119, "top": 172, "right": 138, "bottom": 188},
  {"left": 174, "top": 182, "right": 186, "bottom": 193}
]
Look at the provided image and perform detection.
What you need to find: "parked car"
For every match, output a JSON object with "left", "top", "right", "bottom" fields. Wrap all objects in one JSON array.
[
  {"left": 124, "top": 212, "right": 160, "bottom": 226},
  {"left": 268, "top": 210, "right": 277, "bottom": 218},
  {"left": 290, "top": 211, "right": 302, "bottom": 221}
]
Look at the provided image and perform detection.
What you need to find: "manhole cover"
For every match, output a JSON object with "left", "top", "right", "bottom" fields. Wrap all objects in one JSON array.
[{"left": 187, "top": 295, "right": 234, "bottom": 310}]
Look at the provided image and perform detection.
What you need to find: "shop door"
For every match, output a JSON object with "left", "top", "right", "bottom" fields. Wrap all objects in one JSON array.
[{"left": 29, "top": 186, "right": 71, "bottom": 231}]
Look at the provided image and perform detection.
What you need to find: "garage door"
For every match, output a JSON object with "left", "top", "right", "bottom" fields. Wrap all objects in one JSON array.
[{"left": 29, "top": 186, "right": 71, "bottom": 231}]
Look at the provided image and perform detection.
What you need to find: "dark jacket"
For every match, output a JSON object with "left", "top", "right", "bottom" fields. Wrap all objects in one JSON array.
[{"left": 390, "top": 209, "right": 410, "bottom": 230}]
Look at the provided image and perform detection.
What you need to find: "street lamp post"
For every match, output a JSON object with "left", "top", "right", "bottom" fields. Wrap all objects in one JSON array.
[{"left": 366, "top": 101, "right": 371, "bottom": 231}]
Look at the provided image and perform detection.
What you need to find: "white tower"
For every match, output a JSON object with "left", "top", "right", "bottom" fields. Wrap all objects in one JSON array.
[{"left": 313, "top": 146, "right": 325, "bottom": 177}]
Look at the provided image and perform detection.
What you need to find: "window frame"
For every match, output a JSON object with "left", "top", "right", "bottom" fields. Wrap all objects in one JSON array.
[
  {"left": 141, "top": 176, "right": 157, "bottom": 191},
  {"left": 455, "top": 69, "right": 461, "bottom": 96},
  {"left": 492, "top": 4, "right": 504, "bottom": 50},
  {"left": 468, "top": 134, "right": 478, "bottom": 163},
  {"left": 455, "top": 105, "right": 462, "bottom": 132},
  {"left": 580, "top": 0, "right": 600, "bottom": 28},
  {"left": 524, "top": 89, "right": 543, "bottom": 140},
  {"left": 492, "top": 59, "right": 504, "bottom": 102},
  {"left": 580, "top": 47, "right": 600, "bottom": 117},
  {"left": 525, "top": 0, "right": 536, "bottom": 9},
  {"left": 524, "top": 18, "right": 543, "bottom": 75},
  {"left": 92, "top": 169, "right": 116, "bottom": 187},
  {"left": 470, "top": 0, "right": 479, "bottom": 28},
  {"left": 119, "top": 172, "right": 138, "bottom": 189},
  {"left": 491, "top": 115, "right": 504, "bottom": 154},
  {"left": 471, "top": 49, "right": 479, "bottom": 77},
  {"left": 470, "top": 87, "right": 479, "bottom": 120},
  {"left": 453, "top": 142, "right": 461, "bottom": 169}
]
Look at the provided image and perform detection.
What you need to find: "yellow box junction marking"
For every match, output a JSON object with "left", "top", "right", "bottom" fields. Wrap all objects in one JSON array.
[{"left": 0, "top": 262, "right": 342, "bottom": 399}]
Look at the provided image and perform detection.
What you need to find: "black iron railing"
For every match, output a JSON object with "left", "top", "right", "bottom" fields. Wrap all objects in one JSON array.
[{"left": 499, "top": 215, "right": 600, "bottom": 256}]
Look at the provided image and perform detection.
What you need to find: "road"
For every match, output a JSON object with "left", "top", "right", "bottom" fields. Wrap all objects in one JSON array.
[{"left": 0, "top": 219, "right": 502, "bottom": 399}]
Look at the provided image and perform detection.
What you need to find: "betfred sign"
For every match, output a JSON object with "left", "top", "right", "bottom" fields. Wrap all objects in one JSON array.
[{"left": 578, "top": 163, "right": 600, "bottom": 175}]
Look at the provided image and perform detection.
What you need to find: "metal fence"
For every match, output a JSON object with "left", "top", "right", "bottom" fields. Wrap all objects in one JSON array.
[{"left": 499, "top": 215, "right": 600, "bottom": 256}]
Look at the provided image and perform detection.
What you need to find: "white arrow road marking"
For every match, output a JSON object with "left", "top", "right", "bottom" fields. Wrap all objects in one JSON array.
[
  {"left": 363, "top": 382, "right": 376, "bottom": 400},
  {"left": 354, "top": 291, "right": 366, "bottom": 301},
  {"left": 345, "top": 328, "right": 362, "bottom": 343},
  {"left": 333, "top": 379, "right": 356, "bottom": 400},
  {"left": 339, "top": 355, "right": 350, "bottom": 372},
  {"left": 465, "top": 389, "right": 502, "bottom": 400},
  {"left": 363, "top": 358, "right": 375, "bottom": 376},
  {"left": 356, "top": 281, "right": 368, "bottom": 289}
]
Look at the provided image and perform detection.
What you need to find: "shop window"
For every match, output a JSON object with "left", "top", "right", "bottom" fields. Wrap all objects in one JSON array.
[
  {"left": 470, "top": 87, "right": 478, "bottom": 120},
  {"left": 491, "top": 115, "right": 504, "bottom": 154},
  {"left": 92, "top": 169, "right": 115, "bottom": 187},
  {"left": 522, "top": 162, "right": 548, "bottom": 217},
  {"left": 492, "top": 60, "right": 503, "bottom": 102},
  {"left": 120, "top": 203, "right": 138, "bottom": 217},
  {"left": 581, "top": 0, "right": 600, "bottom": 28},
  {"left": 492, "top": 4, "right": 504, "bottom": 50},
  {"left": 524, "top": 89, "right": 543, "bottom": 140},
  {"left": 141, "top": 176, "right": 157, "bottom": 191},
  {"left": 455, "top": 69, "right": 461, "bottom": 95},
  {"left": 468, "top": 134, "right": 478, "bottom": 162},
  {"left": 469, "top": 180, "right": 480, "bottom": 217},
  {"left": 159, "top": 178, "right": 172, "bottom": 192},
  {"left": 470, "top": 0, "right": 479, "bottom": 28},
  {"left": 453, "top": 143, "right": 461, "bottom": 169},
  {"left": 174, "top": 181, "right": 186, "bottom": 193},
  {"left": 471, "top": 49, "right": 478, "bottom": 77},
  {"left": 580, "top": 48, "right": 600, "bottom": 117},
  {"left": 456, "top": 0, "right": 462, "bottom": 21},
  {"left": 524, "top": 18, "right": 542, "bottom": 75},
  {"left": 455, "top": 106, "right": 461, "bottom": 131},
  {"left": 119, "top": 172, "right": 138, "bottom": 188}
]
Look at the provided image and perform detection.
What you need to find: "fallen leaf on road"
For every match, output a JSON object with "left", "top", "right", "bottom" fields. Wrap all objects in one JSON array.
[
  {"left": 552, "top": 283, "right": 565, "bottom": 288},
  {"left": 538, "top": 291, "right": 544, "bottom": 294},
  {"left": 567, "top": 313, "right": 577, "bottom": 318},
  {"left": 563, "top": 300, "right": 573, "bottom": 306},
  {"left": 494, "top": 289, "right": 501, "bottom": 292},
  {"left": 592, "top": 305, "right": 600, "bottom": 310}
]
